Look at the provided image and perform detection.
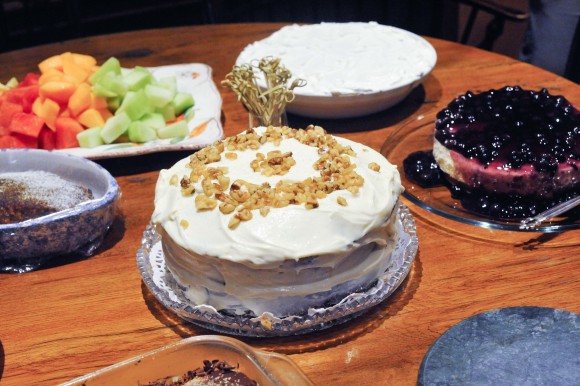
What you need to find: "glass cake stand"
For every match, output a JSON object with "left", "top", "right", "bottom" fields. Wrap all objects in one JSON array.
[
  {"left": 381, "top": 112, "right": 580, "bottom": 232},
  {"left": 137, "top": 203, "right": 418, "bottom": 337}
]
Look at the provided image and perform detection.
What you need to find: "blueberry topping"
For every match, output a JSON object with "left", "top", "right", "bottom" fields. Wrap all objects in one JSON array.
[
  {"left": 403, "top": 150, "right": 443, "bottom": 188},
  {"left": 434, "top": 86, "right": 580, "bottom": 172}
]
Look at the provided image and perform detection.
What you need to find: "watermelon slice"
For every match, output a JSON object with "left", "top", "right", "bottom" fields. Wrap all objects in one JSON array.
[{"left": 9, "top": 112, "right": 44, "bottom": 138}]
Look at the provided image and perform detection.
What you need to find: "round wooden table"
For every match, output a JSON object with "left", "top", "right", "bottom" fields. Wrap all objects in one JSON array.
[{"left": 0, "top": 23, "right": 578, "bottom": 385}]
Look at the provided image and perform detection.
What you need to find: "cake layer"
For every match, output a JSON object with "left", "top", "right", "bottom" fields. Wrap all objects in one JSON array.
[
  {"left": 161, "top": 211, "right": 400, "bottom": 316},
  {"left": 433, "top": 139, "right": 580, "bottom": 197}
]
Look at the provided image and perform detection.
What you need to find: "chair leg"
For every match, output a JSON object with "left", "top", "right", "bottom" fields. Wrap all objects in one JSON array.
[
  {"left": 478, "top": 15, "right": 505, "bottom": 51},
  {"left": 461, "top": 7, "right": 479, "bottom": 44}
]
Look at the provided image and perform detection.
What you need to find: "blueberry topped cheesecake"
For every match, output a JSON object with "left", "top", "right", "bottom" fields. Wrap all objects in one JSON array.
[{"left": 433, "top": 86, "right": 580, "bottom": 218}]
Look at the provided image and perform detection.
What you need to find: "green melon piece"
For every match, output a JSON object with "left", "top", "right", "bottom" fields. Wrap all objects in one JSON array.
[
  {"left": 139, "top": 112, "right": 166, "bottom": 131},
  {"left": 101, "top": 112, "right": 131, "bottom": 144},
  {"left": 92, "top": 83, "right": 117, "bottom": 98},
  {"left": 77, "top": 127, "right": 105, "bottom": 148},
  {"left": 127, "top": 121, "right": 157, "bottom": 143},
  {"left": 155, "top": 103, "right": 176, "bottom": 122},
  {"left": 158, "top": 120, "right": 188, "bottom": 139},
  {"left": 116, "top": 90, "right": 151, "bottom": 121},
  {"left": 89, "top": 57, "right": 121, "bottom": 85},
  {"left": 124, "top": 67, "right": 154, "bottom": 91},
  {"left": 107, "top": 96, "right": 121, "bottom": 112},
  {"left": 157, "top": 76, "right": 177, "bottom": 94},
  {"left": 97, "top": 72, "right": 128, "bottom": 98},
  {"left": 145, "top": 84, "right": 175, "bottom": 108},
  {"left": 172, "top": 92, "right": 195, "bottom": 116}
]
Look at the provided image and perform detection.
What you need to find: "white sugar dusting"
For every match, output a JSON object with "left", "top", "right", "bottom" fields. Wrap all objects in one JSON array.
[{"left": 0, "top": 171, "right": 92, "bottom": 210}]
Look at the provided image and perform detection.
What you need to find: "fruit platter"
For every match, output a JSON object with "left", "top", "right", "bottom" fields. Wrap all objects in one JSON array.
[{"left": 0, "top": 53, "right": 223, "bottom": 159}]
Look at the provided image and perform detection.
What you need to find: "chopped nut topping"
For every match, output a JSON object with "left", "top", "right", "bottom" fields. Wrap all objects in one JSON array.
[
  {"left": 195, "top": 194, "right": 217, "bottom": 210},
  {"left": 368, "top": 162, "right": 381, "bottom": 172},
  {"left": 170, "top": 174, "right": 179, "bottom": 186},
  {"left": 180, "top": 219, "right": 189, "bottom": 229},
  {"left": 181, "top": 125, "right": 366, "bottom": 230}
]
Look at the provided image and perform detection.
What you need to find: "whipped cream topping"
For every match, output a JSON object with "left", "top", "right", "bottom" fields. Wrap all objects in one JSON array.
[
  {"left": 153, "top": 126, "right": 403, "bottom": 265},
  {"left": 236, "top": 22, "right": 437, "bottom": 96}
]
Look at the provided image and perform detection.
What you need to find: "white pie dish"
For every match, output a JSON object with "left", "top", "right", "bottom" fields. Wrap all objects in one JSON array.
[{"left": 236, "top": 22, "right": 437, "bottom": 118}]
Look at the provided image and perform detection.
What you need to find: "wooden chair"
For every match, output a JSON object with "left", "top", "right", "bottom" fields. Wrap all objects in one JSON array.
[{"left": 456, "top": 0, "right": 529, "bottom": 50}]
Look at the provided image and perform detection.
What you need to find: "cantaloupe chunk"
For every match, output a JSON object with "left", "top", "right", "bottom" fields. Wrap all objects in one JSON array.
[
  {"left": 72, "top": 53, "right": 97, "bottom": 71},
  {"left": 78, "top": 108, "right": 105, "bottom": 128},
  {"left": 90, "top": 94, "right": 108, "bottom": 110},
  {"left": 39, "top": 81, "right": 76, "bottom": 104},
  {"left": 97, "top": 108, "right": 113, "bottom": 121},
  {"left": 40, "top": 98, "right": 60, "bottom": 131},
  {"left": 38, "top": 54, "right": 63, "bottom": 73},
  {"left": 68, "top": 83, "right": 92, "bottom": 116},
  {"left": 39, "top": 68, "right": 63, "bottom": 84},
  {"left": 32, "top": 97, "right": 43, "bottom": 117},
  {"left": 62, "top": 52, "right": 90, "bottom": 84}
]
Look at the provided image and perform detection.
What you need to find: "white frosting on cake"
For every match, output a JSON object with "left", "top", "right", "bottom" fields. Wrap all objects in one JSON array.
[
  {"left": 236, "top": 22, "right": 437, "bottom": 96},
  {"left": 153, "top": 127, "right": 402, "bottom": 265}
]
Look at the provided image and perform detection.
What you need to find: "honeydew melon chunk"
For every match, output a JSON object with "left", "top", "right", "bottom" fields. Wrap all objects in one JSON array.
[
  {"left": 145, "top": 84, "right": 175, "bottom": 108},
  {"left": 157, "top": 76, "right": 177, "bottom": 94},
  {"left": 124, "top": 67, "right": 154, "bottom": 91},
  {"left": 107, "top": 96, "right": 121, "bottom": 112},
  {"left": 116, "top": 90, "right": 151, "bottom": 120},
  {"left": 92, "top": 83, "right": 117, "bottom": 98},
  {"left": 89, "top": 57, "right": 121, "bottom": 85},
  {"left": 97, "top": 72, "right": 128, "bottom": 97},
  {"left": 155, "top": 103, "right": 176, "bottom": 122},
  {"left": 127, "top": 121, "right": 157, "bottom": 143},
  {"left": 173, "top": 92, "right": 195, "bottom": 116},
  {"left": 101, "top": 111, "right": 131, "bottom": 143},
  {"left": 6, "top": 77, "right": 19, "bottom": 88},
  {"left": 139, "top": 112, "right": 166, "bottom": 131},
  {"left": 77, "top": 126, "right": 105, "bottom": 148},
  {"left": 158, "top": 120, "right": 188, "bottom": 139}
]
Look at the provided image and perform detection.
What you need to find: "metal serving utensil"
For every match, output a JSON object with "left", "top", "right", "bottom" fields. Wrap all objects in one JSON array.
[{"left": 519, "top": 195, "right": 580, "bottom": 230}]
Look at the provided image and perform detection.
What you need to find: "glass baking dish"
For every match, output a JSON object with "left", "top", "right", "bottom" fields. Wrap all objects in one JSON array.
[{"left": 60, "top": 335, "right": 314, "bottom": 386}]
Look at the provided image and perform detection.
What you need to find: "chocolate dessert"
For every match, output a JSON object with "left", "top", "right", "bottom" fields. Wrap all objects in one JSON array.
[
  {"left": 0, "top": 170, "right": 93, "bottom": 224},
  {"left": 140, "top": 359, "right": 257, "bottom": 386}
]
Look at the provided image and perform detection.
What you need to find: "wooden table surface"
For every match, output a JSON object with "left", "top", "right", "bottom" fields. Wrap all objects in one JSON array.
[{"left": 0, "top": 23, "right": 579, "bottom": 386}]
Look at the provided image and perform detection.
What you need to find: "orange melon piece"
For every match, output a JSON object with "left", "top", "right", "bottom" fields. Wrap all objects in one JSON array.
[
  {"left": 39, "top": 81, "right": 76, "bottom": 104},
  {"left": 91, "top": 94, "right": 108, "bottom": 110},
  {"left": 77, "top": 108, "right": 105, "bottom": 128},
  {"left": 68, "top": 83, "right": 92, "bottom": 116},
  {"left": 32, "top": 97, "right": 43, "bottom": 117},
  {"left": 97, "top": 107, "right": 113, "bottom": 121},
  {"left": 40, "top": 98, "right": 60, "bottom": 131},
  {"left": 72, "top": 53, "right": 97, "bottom": 71},
  {"left": 38, "top": 54, "right": 63, "bottom": 73},
  {"left": 39, "top": 68, "right": 64, "bottom": 84},
  {"left": 62, "top": 53, "right": 90, "bottom": 84}
]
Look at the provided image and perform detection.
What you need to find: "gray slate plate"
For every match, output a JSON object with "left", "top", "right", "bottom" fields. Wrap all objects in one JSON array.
[{"left": 418, "top": 307, "right": 580, "bottom": 386}]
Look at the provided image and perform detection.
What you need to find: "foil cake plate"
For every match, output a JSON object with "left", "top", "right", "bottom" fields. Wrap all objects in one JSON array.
[{"left": 137, "top": 203, "right": 418, "bottom": 337}]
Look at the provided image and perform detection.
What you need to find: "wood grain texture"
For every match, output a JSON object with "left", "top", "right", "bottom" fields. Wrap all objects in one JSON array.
[{"left": 0, "top": 23, "right": 578, "bottom": 386}]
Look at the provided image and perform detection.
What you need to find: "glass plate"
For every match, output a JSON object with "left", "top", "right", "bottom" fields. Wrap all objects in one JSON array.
[
  {"left": 137, "top": 203, "right": 418, "bottom": 337},
  {"left": 381, "top": 112, "right": 580, "bottom": 232},
  {"left": 58, "top": 63, "right": 223, "bottom": 160}
]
